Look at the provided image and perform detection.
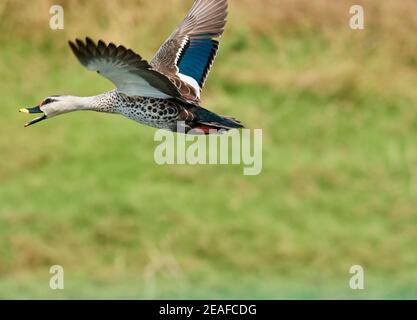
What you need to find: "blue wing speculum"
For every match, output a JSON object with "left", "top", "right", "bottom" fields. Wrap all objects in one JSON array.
[{"left": 178, "top": 37, "right": 219, "bottom": 89}]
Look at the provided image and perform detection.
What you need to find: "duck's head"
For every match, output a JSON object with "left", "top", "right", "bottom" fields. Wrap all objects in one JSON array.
[{"left": 19, "top": 95, "right": 90, "bottom": 127}]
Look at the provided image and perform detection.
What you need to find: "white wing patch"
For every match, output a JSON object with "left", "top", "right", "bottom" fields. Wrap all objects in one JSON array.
[{"left": 178, "top": 73, "right": 201, "bottom": 99}]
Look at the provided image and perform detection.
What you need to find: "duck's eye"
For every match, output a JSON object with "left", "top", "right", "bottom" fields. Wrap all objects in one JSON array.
[{"left": 42, "top": 98, "right": 55, "bottom": 106}]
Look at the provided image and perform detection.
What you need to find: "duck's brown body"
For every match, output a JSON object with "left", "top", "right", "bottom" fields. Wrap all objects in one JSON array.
[{"left": 92, "top": 90, "right": 242, "bottom": 133}]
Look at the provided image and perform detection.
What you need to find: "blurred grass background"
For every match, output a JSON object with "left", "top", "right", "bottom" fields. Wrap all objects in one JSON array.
[{"left": 0, "top": 0, "right": 417, "bottom": 299}]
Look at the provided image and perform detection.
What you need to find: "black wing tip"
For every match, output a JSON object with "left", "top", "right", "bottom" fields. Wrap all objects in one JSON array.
[
  {"left": 97, "top": 39, "right": 106, "bottom": 47},
  {"left": 75, "top": 38, "right": 85, "bottom": 49},
  {"left": 68, "top": 38, "right": 92, "bottom": 67},
  {"left": 68, "top": 37, "right": 106, "bottom": 47},
  {"left": 68, "top": 40, "right": 76, "bottom": 50},
  {"left": 68, "top": 37, "right": 138, "bottom": 59},
  {"left": 85, "top": 37, "right": 95, "bottom": 45}
]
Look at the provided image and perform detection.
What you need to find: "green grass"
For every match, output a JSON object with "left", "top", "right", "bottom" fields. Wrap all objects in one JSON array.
[{"left": 1, "top": 1, "right": 417, "bottom": 299}]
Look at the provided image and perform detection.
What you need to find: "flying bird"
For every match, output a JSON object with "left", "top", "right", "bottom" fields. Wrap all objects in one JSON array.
[{"left": 20, "top": 0, "right": 243, "bottom": 134}]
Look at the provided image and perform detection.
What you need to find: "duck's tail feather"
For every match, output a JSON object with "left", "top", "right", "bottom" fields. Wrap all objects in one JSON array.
[{"left": 187, "top": 106, "right": 244, "bottom": 134}]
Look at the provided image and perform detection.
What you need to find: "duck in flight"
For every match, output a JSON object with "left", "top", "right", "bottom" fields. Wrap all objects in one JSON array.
[{"left": 19, "top": 0, "right": 243, "bottom": 134}]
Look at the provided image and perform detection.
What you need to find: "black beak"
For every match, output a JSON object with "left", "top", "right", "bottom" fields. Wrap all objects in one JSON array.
[
  {"left": 20, "top": 106, "right": 43, "bottom": 114},
  {"left": 19, "top": 106, "right": 47, "bottom": 127}
]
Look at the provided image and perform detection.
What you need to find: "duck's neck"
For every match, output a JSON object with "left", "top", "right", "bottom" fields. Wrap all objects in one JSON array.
[
  {"left": 67, "top": 91, "right": 118, "bottom": 113},
  {"left": 69, "top": 96, "right": 97, "bottom": 111}
]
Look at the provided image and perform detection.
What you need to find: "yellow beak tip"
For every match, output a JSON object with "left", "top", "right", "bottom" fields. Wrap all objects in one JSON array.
[{"left": 19, "top": 108, "right": 29, "bottom": 114}]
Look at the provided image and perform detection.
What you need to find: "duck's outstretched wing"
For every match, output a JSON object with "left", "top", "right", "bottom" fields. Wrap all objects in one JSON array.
[
  {"left": 69, "top": 38, "right": 183, "bottom": 99},
  {"left": 150, "top": 0, "right": 228, "bottom": 99}
]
